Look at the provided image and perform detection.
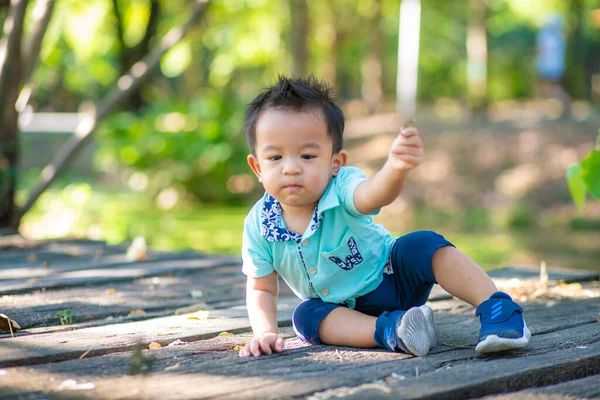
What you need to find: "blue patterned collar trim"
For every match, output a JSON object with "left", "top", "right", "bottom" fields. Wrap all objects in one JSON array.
[{"left": 260, "top": 194, "right": 324, "bottom": 243}]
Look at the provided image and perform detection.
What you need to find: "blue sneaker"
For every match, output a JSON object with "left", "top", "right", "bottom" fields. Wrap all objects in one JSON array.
[
  {"left": 374, "top": 307, "right": 433, "bottom": 357},
  {"left": 475, "top": 292, "right": 531, "bottom": 354}
]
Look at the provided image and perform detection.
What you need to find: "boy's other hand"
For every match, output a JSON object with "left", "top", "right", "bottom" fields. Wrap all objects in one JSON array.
[
  {"left": 387, "top": 127, "right": 424, "bottom": 171},
  {"left": 239, "top": 332, "right": 285, "bottom": 357}
]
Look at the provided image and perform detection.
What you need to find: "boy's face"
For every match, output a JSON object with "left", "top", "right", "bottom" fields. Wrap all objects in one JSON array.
[{"left": 248, "top": 108, "right": 347, "bottom": 211}]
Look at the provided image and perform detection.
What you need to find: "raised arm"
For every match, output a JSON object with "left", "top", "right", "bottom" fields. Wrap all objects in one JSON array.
[
  {"left": 239, "top": 271, "right": 285, "bottom": 357},
  {"left": 353, "top": 126, "right": 423, "bottom": 215}
]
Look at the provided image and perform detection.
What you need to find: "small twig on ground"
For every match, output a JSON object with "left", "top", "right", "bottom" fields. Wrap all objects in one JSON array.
[
  {"left": 79, "top": 346, "right": 95, "bottom": 359},
  {"left": 335, "top": 348, "right": 344, "bottom": 361},
  {"left": 442, "top": 342, "right": 476, "bottom": 349}
]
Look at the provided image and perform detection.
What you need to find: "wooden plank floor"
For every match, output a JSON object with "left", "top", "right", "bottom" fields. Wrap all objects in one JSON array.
[{"left": 1, "top": 239, "right": 599, "bottom": 399}]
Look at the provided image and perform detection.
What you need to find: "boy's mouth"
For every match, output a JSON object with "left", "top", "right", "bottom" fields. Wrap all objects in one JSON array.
[{"left": 284, "top": 184, "right": 301, "bottom": 190}]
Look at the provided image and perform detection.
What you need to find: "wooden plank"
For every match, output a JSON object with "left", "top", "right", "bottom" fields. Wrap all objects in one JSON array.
[
  {"left": 0, "top": 315, "right": 598, "bottom": 400},
  {"left": 0, "top": 296, "right": 300, "bottom": 368},
  {"left": 0, "top": 249, "right": 220, "bottom": 281},
  {"left": 479, "top": 375, "right": 600, "bottom": 399},
  {"left": 0, "top": 256, "right": 241, "bottom": 295},
  {"left": 0, "top": 266, "right": 299, "bottom": 332}
]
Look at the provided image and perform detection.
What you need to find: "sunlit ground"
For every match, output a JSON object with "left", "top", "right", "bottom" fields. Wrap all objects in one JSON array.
[{"left": 18, "top": 182, "right": 600, "bottom": 271}]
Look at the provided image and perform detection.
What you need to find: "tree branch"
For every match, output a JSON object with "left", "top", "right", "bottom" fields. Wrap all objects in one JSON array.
[
  {"left": 0, "top": 0, "right": 28, "bottom": 128},
  {"left": 22, "top": 0, "right": 54, "bottom": 83},
  {"left": 17, "top": 0, "right": 212, "bottom": 221}
]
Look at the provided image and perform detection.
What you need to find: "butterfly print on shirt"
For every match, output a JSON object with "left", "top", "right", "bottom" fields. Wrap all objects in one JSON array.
[{"left": 328, "top": 237, "right": 363, "bottom": 271}]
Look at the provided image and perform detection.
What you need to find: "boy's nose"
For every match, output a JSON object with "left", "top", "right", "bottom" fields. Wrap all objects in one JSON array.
[{"left": 282, "top": 160, "right": 301, "bottom": 175}]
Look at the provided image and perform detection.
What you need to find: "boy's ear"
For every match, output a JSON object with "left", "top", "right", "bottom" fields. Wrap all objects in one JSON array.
[
  {"left": 332, "top": 150, "right": 348, "bottom": 177},
  {"left": 247, "top": 154, "right": 262, "bottom": 182}
]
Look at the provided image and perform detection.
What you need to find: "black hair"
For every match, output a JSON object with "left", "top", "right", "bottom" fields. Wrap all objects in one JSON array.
[{"left": 244, "top": 75, "right": 345, "bottom": 154}]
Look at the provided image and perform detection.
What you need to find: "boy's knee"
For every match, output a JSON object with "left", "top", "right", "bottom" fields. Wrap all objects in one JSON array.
[
  {"left": 292, "top": 299, "right": 341, "bottom": 345},
  {"left": 292, "top": 299, "right": 323, "bottom": 345}
]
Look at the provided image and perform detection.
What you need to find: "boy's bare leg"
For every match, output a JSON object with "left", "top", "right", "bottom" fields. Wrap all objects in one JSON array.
[
  {"left": 318, "top": 307, "right": 378, "bottom": 347},
  {"left": 432, "top": 246, "right": 497, "bottom": 307}
]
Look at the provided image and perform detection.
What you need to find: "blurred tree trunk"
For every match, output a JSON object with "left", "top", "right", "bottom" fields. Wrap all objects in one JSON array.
[
  {"left": 288, "top": 0, "right": 309, "bottom": 77},
  {"left": 319, "top": 2, "right": 337, "bottom": 86},
  {"left": 565, "top": 0, "right": 588, "bottom": 99},
  {"left": 0, "top": 0, "right": 28, "bottom": 233},
  {"left": 466, "top": 0, "right": 488, "bottom": 111},
  {"left": 112, "top": 0, "right": 160, "bottom": 110},
  {"left": 361, "top": 0, "right": 384, "bottom": 113}
]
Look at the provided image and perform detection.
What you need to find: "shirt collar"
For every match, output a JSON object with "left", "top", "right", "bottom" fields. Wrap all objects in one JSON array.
[{"left": 260, "top": 177, "right": 340, "bottom": 242}]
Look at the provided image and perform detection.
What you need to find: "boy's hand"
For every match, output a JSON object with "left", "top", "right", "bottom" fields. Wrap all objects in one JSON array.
[
  {"left": 239, "top": 332, "right": 284, "bottom": 357},
  {"left": 387, "top": 126, "right": 424, "bottom": 171}
]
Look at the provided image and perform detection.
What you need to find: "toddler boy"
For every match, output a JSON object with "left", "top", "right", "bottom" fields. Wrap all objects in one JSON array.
[{"left": 239, "top": 76, "right": 530, "bottom": 357}]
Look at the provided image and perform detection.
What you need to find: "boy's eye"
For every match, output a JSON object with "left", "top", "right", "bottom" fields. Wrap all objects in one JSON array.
[
  {"left": 301, "top": 154, "right": 315, "bottom": 160},
  {"left": 268, "top": 155, "right": 282, "bottom": 161}
]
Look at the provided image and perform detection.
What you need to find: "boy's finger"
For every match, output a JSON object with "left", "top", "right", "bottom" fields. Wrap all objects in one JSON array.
[
  {"left": 396, "top": 134, "right": 422, "bottom": 145},
  {"left": 394, "top": 154, "right": 421, "bottom": 167},
  {"left": 239, "top": 346, "right": 250, "bottom": 357},
  {"left": 250, "top": 339, "right": 261, "bottom": 357},
  {"left": 274, "top": 337, "right": 285, "bottom": 352},
  {"left": 400, "top": 127, "right": 419, "bottom": 138},
  {"left": 259, "top": 338, "right": 273, "bottom": 355},
  {"left": 391, "top": 145, "right": 422, "bottom": 156}
]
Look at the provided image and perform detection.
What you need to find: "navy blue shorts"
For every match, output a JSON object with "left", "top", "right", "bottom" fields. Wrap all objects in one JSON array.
[{"left": 292, "top": 230, "right": 454, "bottom": 344}]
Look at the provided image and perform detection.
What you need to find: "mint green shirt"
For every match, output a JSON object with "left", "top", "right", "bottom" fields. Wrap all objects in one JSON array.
[{"left": 241, "top": 166, "right": 396, "bottom": 308}]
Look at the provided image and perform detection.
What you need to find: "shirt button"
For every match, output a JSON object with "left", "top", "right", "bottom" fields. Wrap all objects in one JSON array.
[
  {"left": 302, "top": 240, "right": 308, "bottom": 246},
  {"left": 309, "top": 268, "right": 317, "bottom": 275},
  {"left": 321, "top": 289, "right": 329, "bottom": 297}
]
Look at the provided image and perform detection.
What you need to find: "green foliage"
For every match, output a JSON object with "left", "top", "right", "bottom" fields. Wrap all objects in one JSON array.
[
  {"left": 506, "top": 205, "right": 538, "bottom": 230},
  {"left": 56, "top": 308, "right": 73, "bottom": 325},
  {"left": 96, "top": 91, "right": 250, "bottom": 203},
  {"left": 566, "top": 130, "right": 600, "bottom": 209}
]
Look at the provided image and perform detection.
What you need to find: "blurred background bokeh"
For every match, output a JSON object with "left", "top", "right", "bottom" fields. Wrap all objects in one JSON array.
[{"left": 1, "top": 0, "right": 599, "bottom": 271}]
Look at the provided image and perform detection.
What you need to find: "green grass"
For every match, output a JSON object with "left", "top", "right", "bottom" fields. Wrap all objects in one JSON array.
[{"left": 19, "top": 184, "right": 600, "bottom": 271}]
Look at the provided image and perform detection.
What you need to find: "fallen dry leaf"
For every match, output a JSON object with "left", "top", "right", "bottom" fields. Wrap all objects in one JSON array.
[
  {"left": 186, "top": 311, "right": 209, "bottom": 320},
  {"left": 218, "top": 331, "right": 234, "bottom": 337},
  {"left": 148, "top": 342, "right": 162, "bottom": 350},
  {"left": 233, "top": 345, "right": 244, "bottom": 351},
  {"left": 164, "top": 363, "right": 180, "bottom": 371},
  {"left": 175, "top": 303, "right": 209, "bottom": 315},
  {"left": 129, "top": 309, "right": 146, "bottom": 316},
  {"left": 0, "top": 314, "right": 21, "bottom": 337},
  {"left": 157, "top": 331, "right": 176, "bottom": 336},
  {"left": 105, "top": 288, "right": 116, "bottom": 295},
  {"left": 27, "top": 253, "right": 37, "bottom": 262},
  {"left": 126, "top": 237, "right": 147, "bottom": 262}
]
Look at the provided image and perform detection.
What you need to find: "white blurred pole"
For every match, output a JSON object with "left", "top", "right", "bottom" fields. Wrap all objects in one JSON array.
[{"left": 396, "top": 0, "right": 421, "bottom": 118}]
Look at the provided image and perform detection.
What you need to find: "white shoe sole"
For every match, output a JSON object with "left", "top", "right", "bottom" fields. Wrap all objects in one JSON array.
[
  {"left": 475, "top": 321, "right": 531, "bottom": 354},
  {"left": 396, "top": 307, "right": 431, "bottom": 357},
  {"left": 419, "top": 304, "right": 437, "bottom": 346}
]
